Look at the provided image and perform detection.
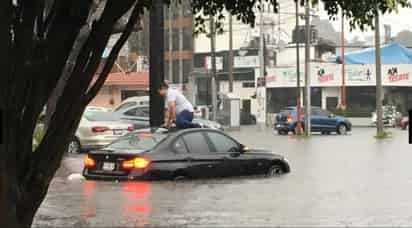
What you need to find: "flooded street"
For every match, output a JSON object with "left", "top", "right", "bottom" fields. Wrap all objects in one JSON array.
[{"left": 34, "top": 127, "right": 412, "bottom": 227}]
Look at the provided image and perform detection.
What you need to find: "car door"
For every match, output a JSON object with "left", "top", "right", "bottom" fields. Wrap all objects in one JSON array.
[
  {"left": 310, "top": 108, "right": 322, "bottom": 132},
  {"left": 319, "top": 110, "right": 338, "bottom": 131},
  {"left": 180, "top": 132, "right": 225, "bottom": 178},
  {"left": 204, "top": 131, "right": 246, "bottom": 177}
]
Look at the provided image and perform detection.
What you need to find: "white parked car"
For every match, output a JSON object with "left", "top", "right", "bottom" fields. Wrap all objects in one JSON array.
[
  {"left": 68, "top": 111, "right": 134, "bottom": 154},
  {"left": 85, "top": 106, "right": 112, "bottom": 112},
  {"left": 113, "top": 96, "right": 149, "bottom": 112}
]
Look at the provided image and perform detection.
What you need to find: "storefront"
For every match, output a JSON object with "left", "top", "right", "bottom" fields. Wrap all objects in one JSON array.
[{"left": 266, "top": 63, "right": 412, "bottom": 117}]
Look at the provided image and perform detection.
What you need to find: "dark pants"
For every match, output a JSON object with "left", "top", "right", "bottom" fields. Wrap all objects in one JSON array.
[{"left": 176, "top": 110, "right": 201, "bottom": 129}]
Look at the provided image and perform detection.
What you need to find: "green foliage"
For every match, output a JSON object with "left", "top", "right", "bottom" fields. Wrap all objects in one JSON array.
[{"left": 188, "top": 0, "right": 410, "bottom": 35}]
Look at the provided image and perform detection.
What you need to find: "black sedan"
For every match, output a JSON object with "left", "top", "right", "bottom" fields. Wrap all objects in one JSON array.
[{"left": 83, "top": 128, "right": 290, "bottom": 180}]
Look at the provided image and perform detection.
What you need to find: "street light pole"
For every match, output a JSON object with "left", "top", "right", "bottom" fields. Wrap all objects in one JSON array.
[
  {"left": 304, "top": 0, "right": 311, "bottom": 136},
  {"left": 295, "top": 0, "right": 302, "bottom": 135},
  {"left": 375, "top": 5, "right": 384, "bottom": 136}
]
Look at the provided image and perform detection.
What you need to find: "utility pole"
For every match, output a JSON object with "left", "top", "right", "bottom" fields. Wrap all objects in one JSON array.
[
  {"left": 341, "top": 10, "right": 346, "bottom": 110},
  {"left": 258, "top": 4, "right": 265, "bottom": 122},
  {"left": 210, "top": 16, "right": 217, "bottom": 121},
  {"left": 178, "top": 3, "right": 184, "bottom": 85},
  {"left": 375, "top": 5, "right": 384, "bottom": 136},
  {"left": 228, "top": 13, "right": 234, "bottom": 93},
  {"left": 168, "top": 3, "right": 173, "bottom": 82},
  {"left": 149, "top": 0, "right": 165, "bottom": 127},
  {"left": 295, "top": 0, "right": 302, "bottom": 135},
  {"left": 304, "top": 0, "right": 311, "bottom": 136}
]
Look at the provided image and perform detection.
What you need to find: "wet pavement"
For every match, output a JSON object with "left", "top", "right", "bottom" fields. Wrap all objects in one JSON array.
[{"left": 33, "top": 127, "right": 412, "bottom": 227}]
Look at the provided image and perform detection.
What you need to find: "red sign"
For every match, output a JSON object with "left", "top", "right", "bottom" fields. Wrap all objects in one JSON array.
[{"left": 317, "top": 68, "right": 334, "bottom": 83}]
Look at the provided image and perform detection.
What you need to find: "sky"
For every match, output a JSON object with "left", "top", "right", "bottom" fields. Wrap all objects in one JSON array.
[{"left": 318, "top": 5, "right": 412, "bottom": 41}]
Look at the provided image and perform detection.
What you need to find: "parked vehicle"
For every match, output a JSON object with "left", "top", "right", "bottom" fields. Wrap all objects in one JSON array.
[
  {"left": 274, "top": 106, "right": 352, "bottom": 135},
  {"left": 114, "top": 105, "right": 150, "bottom": 129},
  {"left": 371, "top": 106, "right": 402, "bottom": 127},
  {"left": 85, "top": 106, "right": 112, "bottom": 112},
  {"left": 115, "top": 105, "right": 223, "bottom": 130},
  {"left": 401, "top": 116, "right": 409, "bottom": 130},
  {"left": 113, "top": 96, "right": 149, "bottom": 112},
  {"left": 68, "top": 111, "right": 134, "bottom": 154},
  {"left": 83, "top": 128, "right": 290, "bottom": 180}
]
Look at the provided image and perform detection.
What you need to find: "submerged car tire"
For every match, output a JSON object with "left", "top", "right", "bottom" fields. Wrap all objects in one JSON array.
[
  {"left": 67, "top": 138, "right": 81, "bottom": 154},
  {"left": 173, "top": 170, "right": 189, "bottom": 181},
  {"left": 337, "top": 124, "right": 348, "bottom": 135},
  {"left": 266, "top": 163, "right": 285, "bottom": 176}
]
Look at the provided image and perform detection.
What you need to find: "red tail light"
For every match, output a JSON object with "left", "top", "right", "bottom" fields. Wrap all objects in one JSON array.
[
  {"left": 287, "top": 114, "right": 293, "bottom": 122},
  {"left": 122, "top": 157, "right": 150, "bottom": 170},
  {"left": 84, "top": 155, "right": 96, "bottom": 167},
  {"left": 127, "top": 126, "right": 134, "bottom": 132},
  {"left": 92, "top": 126, "right": 109, "bottom": 133}
]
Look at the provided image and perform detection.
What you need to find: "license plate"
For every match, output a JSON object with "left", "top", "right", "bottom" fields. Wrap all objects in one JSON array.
[
  {"left": 103, "top": 162, "right": 115, "bottom": 171},
  {"left": 113, "top": 129, "right": 123, "bottom": 135}
]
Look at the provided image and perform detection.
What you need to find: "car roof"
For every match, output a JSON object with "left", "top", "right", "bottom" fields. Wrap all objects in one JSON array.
[{"left": 121, "top": 96, "right": 149, "bottom": 103}]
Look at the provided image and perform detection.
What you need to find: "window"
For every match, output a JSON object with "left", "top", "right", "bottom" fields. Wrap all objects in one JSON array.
[
  {"left": 242, "top": 81, "right": 255, "bottom": 88},
  {"left": 173, "top": 138, "right": 188, "bottom": 153},
  {"left": 206, "top": 132, "right": 239, "bottom": 153},
  {"left": 83, "top": 112, "right": 120, "bottom": 122},
  {"left": 135, "top": 107, "right": 149, "bottom": 117},
  {"left": 311, "top": 108, "right": 323, "bottom": 116},
  {"left": 182, "top": 132, "right": 210, "bottom": 153},
  {"left": 115, "top": 102, "right": 136, "bottom": 112},
  {"left": 124, "top": 108, "right": 137, "bottom": 116},
  {"left": 106, "top": 133, "right": 167, "bottom": 151}
]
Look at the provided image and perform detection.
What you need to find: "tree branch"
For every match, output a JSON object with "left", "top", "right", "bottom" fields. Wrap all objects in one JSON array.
[{"left": 86, "top": 2, "right": 141, "bottom": 102}]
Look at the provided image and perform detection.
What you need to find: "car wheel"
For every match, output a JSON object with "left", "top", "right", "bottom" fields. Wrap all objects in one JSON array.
[
  {"left": 266, "top": 164, "right": 284, "bottom": 176},
  {"left": 173, "top": 175, "right": 187, "bottom": 181},
  {"left": 173, "top": 170, "right": 188, "bottom": 181},
  {"left": 278, "top": 130, "right": 288, "bottom": 135},
  {"left": 67, "top": 138, "right": 81, "bottom": 154},
  {"left": 337, "top": 124, "right": 347, "bottom": 135}
]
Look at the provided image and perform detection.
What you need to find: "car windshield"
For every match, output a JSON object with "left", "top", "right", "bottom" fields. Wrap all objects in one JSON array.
[
  {"left": 105, "top": 132, "right": 168, "bottom": 151},
  {"left": 83, "top": 111, "right": 119, "bottom": 122}
]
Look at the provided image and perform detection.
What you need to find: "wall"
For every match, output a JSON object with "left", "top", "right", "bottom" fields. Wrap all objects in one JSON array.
[
  {"left": 218, "top": 80, "right": 258, "bottom": 118},
  {"left": 89, "top": 85, "right": 148, "bottom": 108}
]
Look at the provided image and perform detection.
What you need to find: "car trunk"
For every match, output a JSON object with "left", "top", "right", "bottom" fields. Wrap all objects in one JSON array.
[{"left": 86, "top": 150, "right": 147, "bottom": 177}]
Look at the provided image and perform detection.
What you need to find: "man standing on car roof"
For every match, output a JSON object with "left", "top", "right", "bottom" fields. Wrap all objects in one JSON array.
[{"left": 158, "top": 81, "right": 201, "bottom": 129}]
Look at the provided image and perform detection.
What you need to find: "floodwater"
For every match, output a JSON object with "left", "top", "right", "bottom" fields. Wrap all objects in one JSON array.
[{"left": 34, "top": 127, "right": 412, "bottom": 227}]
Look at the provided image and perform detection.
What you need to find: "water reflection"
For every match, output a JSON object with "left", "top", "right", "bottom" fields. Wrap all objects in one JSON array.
[
  {"left": 121, "top": 181, "right": 151, "bottom": 227},
  {"left": 82, "top": 181, "right": 97, "bottom": 218}
]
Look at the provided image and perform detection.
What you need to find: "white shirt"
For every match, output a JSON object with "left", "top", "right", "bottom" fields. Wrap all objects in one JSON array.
[{"left": 165, "top": 88, "right": 194, "bottom": 114}]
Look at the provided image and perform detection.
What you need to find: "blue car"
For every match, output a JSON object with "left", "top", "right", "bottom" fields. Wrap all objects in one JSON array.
[{"left": 274, "top": 106, "right": 352, "bottom": 135}]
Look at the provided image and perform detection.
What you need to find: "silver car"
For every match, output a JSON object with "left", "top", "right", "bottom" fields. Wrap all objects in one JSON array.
[
  {"left": 115, "top": 105, "right": 223, "bottom": 130},
  {"left": 68, "top": 111, "right": 134, "bottom": 154}
]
